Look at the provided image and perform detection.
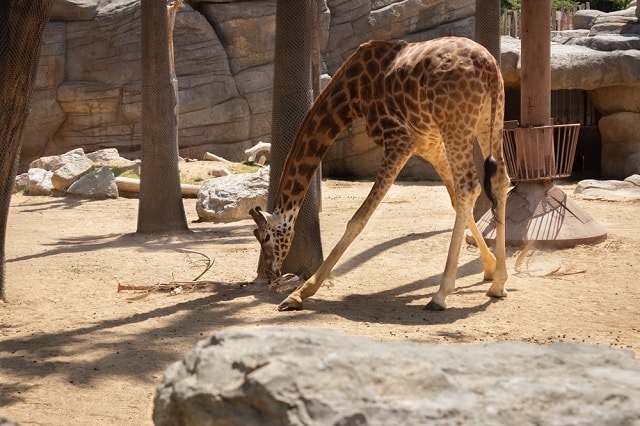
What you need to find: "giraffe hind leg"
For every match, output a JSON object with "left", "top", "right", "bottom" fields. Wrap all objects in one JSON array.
[
  {"left": 422, "top": 148, "right": 497, "bottom": 284},
  {"left": 424, "top": 185, "right": 478, "bottom": 311},
  {"left": 485, "top": 161, "right": 509, "bottom": 298}
]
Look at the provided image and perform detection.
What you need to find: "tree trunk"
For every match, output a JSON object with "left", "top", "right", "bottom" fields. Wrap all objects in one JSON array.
[
  {"left": 137, "top": 0, "right": 189, "bottom": 234},
  {"left": 265, "top": 0, "right": 323, "bottom": 278},
  {"left": 0, "top": 0, "right": 55, "bottom": 301},
  {"left": 473, "top": 0, "right": 502, "bottom": 221}
]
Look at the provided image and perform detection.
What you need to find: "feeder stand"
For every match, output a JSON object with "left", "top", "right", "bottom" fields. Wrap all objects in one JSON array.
[{"left": 474, "top": 0, "right": 606, "bottom": 248}]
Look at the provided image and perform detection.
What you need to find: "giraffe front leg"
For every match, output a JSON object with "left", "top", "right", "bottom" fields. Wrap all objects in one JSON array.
[
  {"left": 278, "top": 139, "right": 415, "bottom": 311},
  {"left": 277, "top": 268, "right": 328, "bottom": 311},
  {"left": 277, "top": 201, "right": 385, "bottom": 311},
  {"left": 277, "top": 275, "right": 319, "bottom": 311}
]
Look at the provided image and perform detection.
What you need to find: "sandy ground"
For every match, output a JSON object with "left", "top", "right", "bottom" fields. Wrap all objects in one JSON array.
[{"left": 1, "top": 170, "right": 639, "bottom": 425}]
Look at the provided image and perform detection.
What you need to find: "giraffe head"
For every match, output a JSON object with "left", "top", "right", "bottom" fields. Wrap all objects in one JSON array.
[{"left": 249, "top": 206, "right": 294, "bottom": 280}]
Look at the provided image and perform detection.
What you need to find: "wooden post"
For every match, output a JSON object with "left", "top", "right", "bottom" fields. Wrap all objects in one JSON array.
[{"left": 518, "top": 0, "right": 554, "bottom": 179}]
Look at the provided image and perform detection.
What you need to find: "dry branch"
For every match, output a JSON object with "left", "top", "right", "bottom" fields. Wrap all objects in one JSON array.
[{"left": 117, "top": 249, "right": 250, "bottom": 300}]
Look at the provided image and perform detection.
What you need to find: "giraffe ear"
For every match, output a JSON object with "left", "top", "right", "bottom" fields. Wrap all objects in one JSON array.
[{"left": 249, "top": 207, "right": 267, "bottom": 227}]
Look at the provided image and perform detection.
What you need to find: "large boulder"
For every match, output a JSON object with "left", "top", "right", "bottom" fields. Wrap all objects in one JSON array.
[
  {"left": 154, "top": 327, "right": 640, "bottom": 426},
  {"left": 67, "top": 166, "right": 118, "bottom": 199},
  {"left": 572, "top": 9, "right": 605, "bottom": 29},
  {"left": 20, "top": 148, "right": 134, "bottom": 198},
  {"left": 50, "top": 155, "right": 94, "bottom": 190},
  {"left": 598, "top": 112, "right": 640, "bottom": 178},
  {"left": 574, "top": 174, "right": 640, "bottom": 201},
  {"left": 27, "top": 169, "right": 55, "bottom": 196},
  {"left": 196, "top": 166, "right": 269, "bottom": 222}
]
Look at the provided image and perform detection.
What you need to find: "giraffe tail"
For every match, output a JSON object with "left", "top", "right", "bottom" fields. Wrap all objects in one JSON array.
[
  {"left": 483, "top": 156, "right": 498, "bottom": 217},
  {"left": 483, "top": 59, "right": 502, "bottom": 222}
]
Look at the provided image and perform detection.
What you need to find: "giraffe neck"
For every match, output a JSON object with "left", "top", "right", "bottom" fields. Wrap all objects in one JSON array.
[{"left": 272, "top": 71, "right": 355, "bottom": 220}]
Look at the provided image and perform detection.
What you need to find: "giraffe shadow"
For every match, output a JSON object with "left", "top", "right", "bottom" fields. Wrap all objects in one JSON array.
[
  {"left": 331, "top": 229, "right": 450, "bottom": 276},
  {"left": 281, "top": 254, "right": 510, "bottom": 326}
]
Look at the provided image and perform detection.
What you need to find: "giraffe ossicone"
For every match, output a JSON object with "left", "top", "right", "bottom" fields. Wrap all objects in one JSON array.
[{"left": 251, "top": 36, "right": 509, "bottom": 311}]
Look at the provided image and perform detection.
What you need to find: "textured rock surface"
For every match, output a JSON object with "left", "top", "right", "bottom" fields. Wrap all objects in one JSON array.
[
  {"left": 153, "top": 327, "right": 640, "bottom": 426},
  {"left": 20, "top": 148, "right": 134, "bottom": 199},
  {"left": 196, "top": 166, "right": 269, "bottom": 222},
  {"left": 67, "top": 166, "right": 118, "bottom": 199},
  {"left": 22, "top": 1, "right": 640, "bottom": 179},
  {"left": 23, "top": 0, "right": 474, "bottom": 179},
  {"left": 50, "top": 155, "right": 94, "bottom": 190},
  {"left": 574, "top": 174, "right": 640, "bottom": 201},
  {"left": 26, "top": 169, "right": 55, "bottom": 196}
]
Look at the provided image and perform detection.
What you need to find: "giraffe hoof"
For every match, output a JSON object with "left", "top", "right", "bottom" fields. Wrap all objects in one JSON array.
[
  {"left": 486, "top": 287, "right": 507, "bottom": 298},
  {"left": 424, "top": 299, "right": 446, "bottom": 311},
  {"left": 277, "top": 296, "right": 303, "bottom": 311}
]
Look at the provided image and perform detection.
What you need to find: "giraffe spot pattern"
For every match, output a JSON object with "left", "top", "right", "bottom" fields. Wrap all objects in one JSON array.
[{"left": 258, "top": 36, "right": 508, "bottom": 279}]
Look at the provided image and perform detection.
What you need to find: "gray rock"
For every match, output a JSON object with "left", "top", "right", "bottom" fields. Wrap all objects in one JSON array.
[
  {"left": 574, "top": 175, "right": 640, "bottom": 201},
  {"left": 51, "top": 155, "right": 94, "bottom": 191},
  {"left": 67, "top": 166, "right": 118, "bottom": 199},
  {"left": 598, "top": 111, "right": 640, "bottom": 178},
  {"left": 500, "top": 35, "right": 640, "bottom": 90},
  {"left": 29, "top": 148, "right": 86, "bottom": 171},
  {"left": 153, "top": 327, "right": 640, "bottom": 426},
  {"left": 589, "top": 84, "right": 640, "bottom": 114},
  {"left": 567, "top": 33, "right": 640, "bottom": 51},
  {"left": 51, "top": 0, "right": 100, "bottom": 21},
  {"left": 599, "top": 111, "right": 640, "bottom": 144},
  {"left": 197, "top": 1, "right": 277, "bottom": 74},
  {"left": 27, "top": 168, "right": 55, "bottom": 196},
  {"left": 590, "top": 18, "right": 640, "bottom": 36},
  {"left": 196, "top": 167, "right": 269, "bottom": 222},
  {"left": 572, "top": 9, "right": 605, "bottom": 29},
  {"left": 13, "top": 173, "right": 29, "bottom": 194},
  {"left": 625, "top": 173, "right": 640, "bottom": 186},
  {"left": 86, "top": 148, "right": 138, "bottom": 168}
]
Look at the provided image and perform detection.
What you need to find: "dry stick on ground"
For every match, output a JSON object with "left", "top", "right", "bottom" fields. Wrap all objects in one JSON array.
[
  {"left": 513, "top": 240, "right": 586, "bottom": 277},
  {"left": 117, "top": 249, "right": 251, "bottom": 301}
]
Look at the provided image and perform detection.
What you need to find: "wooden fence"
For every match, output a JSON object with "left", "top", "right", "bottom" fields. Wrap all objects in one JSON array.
[{"left": 501, "top": 3, "right": 591, "bottom": 37}]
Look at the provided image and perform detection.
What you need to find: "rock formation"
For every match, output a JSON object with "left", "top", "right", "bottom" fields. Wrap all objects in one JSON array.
[
  {"left": 14, "top": 148, "right": 131, "bottom": 199},
  {"left": 153, "top": 327, "right": 640, "bottom": 425},
  {"left": 22, "top": 1, "right": 640, "bottom": 179},
  {"left": 196, "top": 166, "right": 269, "bottom": 222},
  {"left": 22, "top": 0, "right": 475, "bottom": 175}
]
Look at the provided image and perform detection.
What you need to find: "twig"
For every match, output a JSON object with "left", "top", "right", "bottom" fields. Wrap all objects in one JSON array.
[
  {"left": 514, "top": 240, "right": 535, "bottom": 273},
  {"left": 117, "top": 280, "right": 252, "bottom": 301},
  {"left": 117, "top": 250, "right": 228, "bottom": 301},
  {"left": 176, "top": 248, "right": 214, "bottom": 281}
]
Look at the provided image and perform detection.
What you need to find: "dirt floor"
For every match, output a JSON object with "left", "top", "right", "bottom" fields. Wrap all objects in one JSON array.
[{"left": 1, "top": 165, "right": 639, "bottom": 425}]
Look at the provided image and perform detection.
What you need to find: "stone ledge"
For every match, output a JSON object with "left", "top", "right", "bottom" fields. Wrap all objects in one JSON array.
[{"left": 154, "top": 327, "right": 640, "bottom": 426}]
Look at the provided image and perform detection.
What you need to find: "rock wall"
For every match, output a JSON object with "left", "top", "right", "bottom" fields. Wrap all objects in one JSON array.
[
  {"left": 22, "top": 1, "right": 640, "bottom": 179},
  {"left": 21, "top": 0, "right": 474, "bottom": 176}
]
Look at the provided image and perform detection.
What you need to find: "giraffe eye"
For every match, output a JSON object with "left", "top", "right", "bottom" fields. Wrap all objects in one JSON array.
[{"left": 263, "top": 234, "right": 271, "bottom": 243}]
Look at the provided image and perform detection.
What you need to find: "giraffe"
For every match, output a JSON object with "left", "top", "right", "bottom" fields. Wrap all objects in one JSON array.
[{"left": 250, "top": 36, "right": 509, "bottom": 311}]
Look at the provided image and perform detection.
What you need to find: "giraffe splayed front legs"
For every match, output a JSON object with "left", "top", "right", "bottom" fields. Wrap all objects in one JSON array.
[{"left": 251, "top": 36, "right": 509, "bottom": 311}]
